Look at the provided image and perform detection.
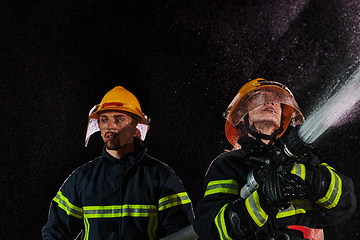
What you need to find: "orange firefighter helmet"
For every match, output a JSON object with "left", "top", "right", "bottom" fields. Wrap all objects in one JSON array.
[{"left": 223, "top": 78, "right": 305, "bottom": 146}]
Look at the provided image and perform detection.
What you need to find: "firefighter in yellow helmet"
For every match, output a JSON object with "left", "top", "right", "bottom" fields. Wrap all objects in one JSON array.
[
  {"left": 85, "top": 86, "right": 150, "bottom": 147},
  {"left": 193, "top": 79, "right": 356, "bottom": 240},
  {"left": 43, "top": 86, "right": 194, "bottom": 239}
]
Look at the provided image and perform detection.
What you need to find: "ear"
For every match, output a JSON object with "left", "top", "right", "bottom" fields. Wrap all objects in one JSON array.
[{"left": 134, "top": 128, "right": 141, "bottom": 138}]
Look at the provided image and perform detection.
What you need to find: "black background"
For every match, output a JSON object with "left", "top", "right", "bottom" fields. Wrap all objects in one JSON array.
[{"left": 1, "top": 0, "right": 360, "bottom": 239}]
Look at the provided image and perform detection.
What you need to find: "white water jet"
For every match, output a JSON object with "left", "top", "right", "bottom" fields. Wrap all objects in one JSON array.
[{"left": 299, "top": 67, "right": 360, "bottom": 144}]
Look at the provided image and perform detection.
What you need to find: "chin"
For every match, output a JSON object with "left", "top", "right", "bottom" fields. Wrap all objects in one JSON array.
[
  {"left": 263, "top": 116, "right": 281, "bottom": 127},
  {"left": 105, "top": 142, "right": 121, "bottom": 150}
]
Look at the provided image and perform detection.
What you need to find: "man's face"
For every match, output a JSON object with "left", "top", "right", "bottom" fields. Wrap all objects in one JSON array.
[
  {"left": 98, "top": 111, "right": 138, "bottom": 150},
  {"left": 248, "top": 102, "right": 282, "bottom": 133}
]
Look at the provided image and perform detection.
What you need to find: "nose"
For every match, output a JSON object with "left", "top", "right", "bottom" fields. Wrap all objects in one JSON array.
[
  {"left": 264, "top": 102, "right": 275, "bottom": 105},
  {"left": 106, "top": 119, "right": 117, "bottom": 130}
]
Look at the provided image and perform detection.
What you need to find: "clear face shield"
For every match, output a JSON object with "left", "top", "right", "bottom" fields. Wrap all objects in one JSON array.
[
  {"left": 85, "top": 105, "right": 149, "bottom": 147},
  {"left": 224, "top": 85, "right": 304, "bottom": 128}
]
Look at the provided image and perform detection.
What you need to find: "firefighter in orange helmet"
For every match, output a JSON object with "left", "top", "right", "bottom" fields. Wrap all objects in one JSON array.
[
  {"left": 43, "top": 86, "right": 194, "bottom": 239},
  {"left": 223, "top": 78, "right": 305, "bottom": 147},
  {"left": 193, "top": 79, "right": 356, "bottom": 240}
]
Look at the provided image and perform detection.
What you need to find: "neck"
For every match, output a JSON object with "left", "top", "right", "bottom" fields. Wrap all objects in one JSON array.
[
  {"left": 254, "top": 123, "right": 276, "bottom": 135},
  {"left": 249, "top": 125, "right": 277, "bottom": 145},
  {"left": 106, "top": 142, "right": 136, "bottom": 159}
]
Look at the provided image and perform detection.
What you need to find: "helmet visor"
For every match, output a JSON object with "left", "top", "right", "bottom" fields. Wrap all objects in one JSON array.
[
  {"left": 84, "top": 104, "right": 149, "bottom": 147},
  {"left": 226, "top": 85, "right": 304, "bottom": 127}
]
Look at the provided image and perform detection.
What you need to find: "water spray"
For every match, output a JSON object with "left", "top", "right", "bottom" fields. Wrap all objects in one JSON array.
[{"left": 299, "top": 67, "right": 360, "bottom": 144}]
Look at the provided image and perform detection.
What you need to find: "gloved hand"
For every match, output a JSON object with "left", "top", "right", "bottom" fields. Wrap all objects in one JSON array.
[
  {"left": 258, "top": 170, "right": 306, "bottom": 215},
  {"left": 304, "top": 164, "right": 331, "bottom": 201}
]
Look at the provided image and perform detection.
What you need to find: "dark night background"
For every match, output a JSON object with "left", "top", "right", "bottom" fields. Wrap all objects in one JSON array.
[{"left": 1, "top": 0, "right": 360, "bottom": 239}]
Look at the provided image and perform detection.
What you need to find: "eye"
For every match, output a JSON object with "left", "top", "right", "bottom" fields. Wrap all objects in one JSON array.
[
  {"left": 100, "top": 117, "right": 108, "bottom": 123},
  {"left": 114, "top": 117, "right": 124, "bottom": 123}
]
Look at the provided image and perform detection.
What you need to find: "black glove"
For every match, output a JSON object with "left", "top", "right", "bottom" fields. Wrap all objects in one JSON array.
[
  {"left": 258, "top": 170, "right": 306, "bottom": 215},
  {"left": 305, "top": 164, "right": 331, "bottom": 201}
]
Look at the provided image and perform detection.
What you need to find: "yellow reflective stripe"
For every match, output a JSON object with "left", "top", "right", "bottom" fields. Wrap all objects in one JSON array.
[
  {"left": 291, "top": 163, "right": 306, "bottom": 180},
  {"left": 276, "top": 199, "right": 313, "bottom": 218},
  {"left": 319, "top": 163, "right": 335, "bottom": 170},
  {"left": 147, "top": 215, "right": 158, "bottom": 240},
  {"left": 214, "top": 204, "right": 233, "bottom": 240},
  {"left": 316, "top": 164, "right": 342, "bottom": 209},
  {"left": 205, "top": 180, "right": 240, "bottom": 197},
  {"left": 158, "top": 192, "right": 191, "bottom": 211},
  {"left": 84, "top": 217, "right": 90, "bottom": 240},
  {"left": 53, "top": 191, "right": 83, "bottom": 219},
  {"left": 245, "top": 190, "right": 268, "bottom": 227},
  {"left": 83, "top": 204, "right": 157, "bottom": 218}
]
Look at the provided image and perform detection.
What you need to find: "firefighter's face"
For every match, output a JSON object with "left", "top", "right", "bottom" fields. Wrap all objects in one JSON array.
[
  {"left": 98, "top": 111, "right": 138, "bottom": 150},
  {"left": 248, "top": 102, "right": 282, "bottom": 134}
]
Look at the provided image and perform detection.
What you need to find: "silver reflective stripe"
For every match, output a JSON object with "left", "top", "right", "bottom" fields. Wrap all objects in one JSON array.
[
  {"left": 245, "top": 191, "right": 268, "bottom": 227},
  {"left": 83, "top": 217, "right": 90, "bottom": 240},
  {"left": 83, "top": 205, "right": 159, "bottom": 240},
  {"left": 53, "top": 191, "right": 83, "bottom": 219},
  {"left": 158, "top": 192, "right": 191, "bottom": 211},
  {"left": 277, "top": 199, "right": 313, "bottom": 218},
  {"left": 316, "top": 164, "right": 342, "bottom": 209},
  {"left": 205, "top": 180, "right": 240, "bottom": 196},
  {"left": 83, "top": 204, "right": 157, "bottom": 218},
  {"left": 291, "top": 163, "right": 306, "bottom": 180},
  {"left": 214, "top": 204, "right": 233, "bottom": 240}
]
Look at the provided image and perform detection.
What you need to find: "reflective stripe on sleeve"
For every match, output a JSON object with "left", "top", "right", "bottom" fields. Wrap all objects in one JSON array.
[
  {"left": 214, "top": 204, "right": 233, "bottom": 240},
  {"left": 245, "top": 190, "right": 268, "bottom": 227},
  {"left": 53, "top": 191, "right": 83, "bottom": 219},
  {"left": 205, "top": 180, "right": 240, "bottom": 197},
  {"left": 276, "top": 199, "right": 313, "bottom": 219},
  {"left": 316, "top": 163, "right": 342, "bottom": 209},
  {"left": 158, "top": 192, "right": 191, "bottom": 211},
  {"left": 291, "top": 163, "right": 306, "bottom": 180},
  {"left": 83, "top": 204, "right": 158, "bottom": 218}
]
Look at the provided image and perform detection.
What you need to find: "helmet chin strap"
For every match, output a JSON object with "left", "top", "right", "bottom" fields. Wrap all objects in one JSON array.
[{"left": 242, "top": 111, "right": 285, "bottom": 143}]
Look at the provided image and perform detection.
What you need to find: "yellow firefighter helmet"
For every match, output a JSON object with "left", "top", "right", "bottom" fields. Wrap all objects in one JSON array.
[
  {"left": 85, "top": 86, "right": 150, "bottom": 146},
  {"left": 224, "top": 78, "right": 305, "bottom": 146}
]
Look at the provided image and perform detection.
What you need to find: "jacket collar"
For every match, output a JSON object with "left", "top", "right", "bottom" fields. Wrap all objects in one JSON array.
[
  {"left": 102, "top": 137, "right": 146, "bottom": 165},
  {"left": 238, "top": 136, "right": 266, "bottom": 152}
]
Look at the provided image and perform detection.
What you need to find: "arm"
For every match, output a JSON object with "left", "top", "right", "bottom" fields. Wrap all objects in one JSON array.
[
  {"left": 194, "top": 152, "right": 256, "bottom": 240},
  {"left": 156, "top": 168, "right": 195, "bottom": 238},
  {"left": 42, "top": 172, "right": 84, "bottom": 240},
  {"left": 194, "top": 152, "right": 307, "bottom": 240},
  {"left": 303, "top": 160, "right": 357, "bottom": 227}
]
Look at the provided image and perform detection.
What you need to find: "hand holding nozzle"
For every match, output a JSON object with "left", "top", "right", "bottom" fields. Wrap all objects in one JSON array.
[
  {"left": 257, "top": 170, "right": 306, "bottom": 215},
  {"left": 240, "top": 125, "right": 313, "bottom": 199}
]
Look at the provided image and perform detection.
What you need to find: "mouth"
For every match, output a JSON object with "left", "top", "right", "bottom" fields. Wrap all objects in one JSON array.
[
  {"left": 105, "top": 132, "right": 118, "bottom": 140},
  {"left": 263, "top": 106, "right": 276, "bottom": 113}
]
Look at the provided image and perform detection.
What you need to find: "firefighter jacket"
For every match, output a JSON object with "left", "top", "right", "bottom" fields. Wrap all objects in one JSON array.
[
  {"left": 42, "top": 138, "right": 194, "bottom": 240},
  {"left": 193, "top": 136, "right": 356, "bottom": 240}
]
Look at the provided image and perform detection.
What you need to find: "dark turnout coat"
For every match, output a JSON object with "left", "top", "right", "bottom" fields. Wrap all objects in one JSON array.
[
  {"left": 43, "top": 138, "right": 194, "bottom": 240},
  {"left": 194, "top": 136, "right": 356, "bottom": 240}
]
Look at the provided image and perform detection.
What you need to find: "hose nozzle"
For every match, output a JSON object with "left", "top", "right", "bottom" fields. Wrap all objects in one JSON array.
[{"left": 283, "top": 125, "right": 313, "bottom": 159}]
